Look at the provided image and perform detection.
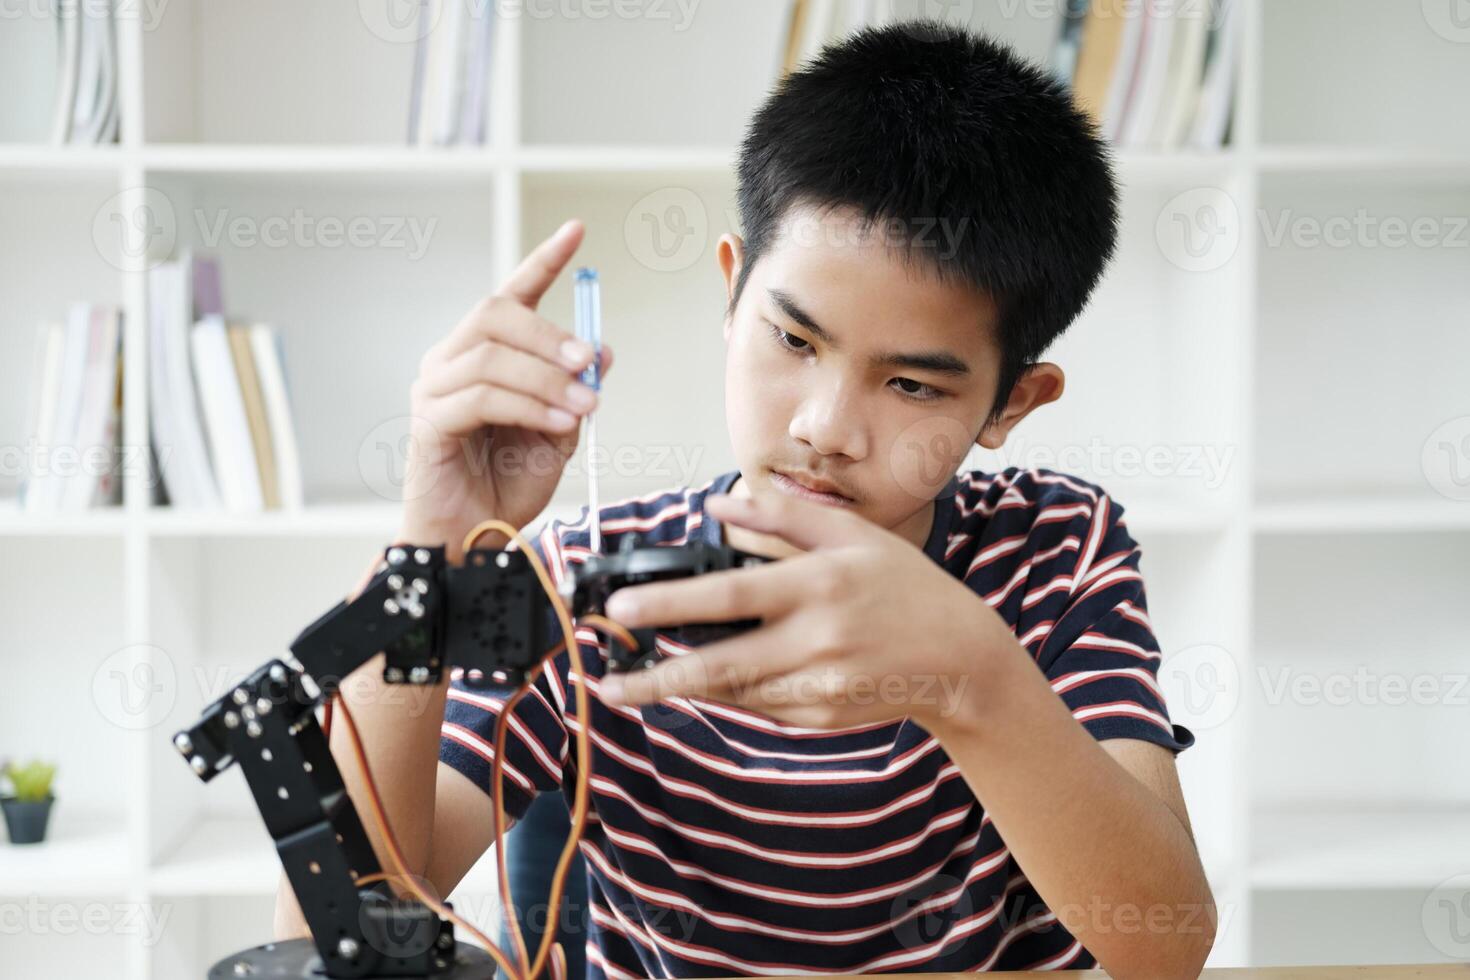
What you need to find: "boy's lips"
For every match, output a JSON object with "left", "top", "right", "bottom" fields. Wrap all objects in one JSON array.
[{"left": 770, "top": 468, "right": 855, "bottom": 504}]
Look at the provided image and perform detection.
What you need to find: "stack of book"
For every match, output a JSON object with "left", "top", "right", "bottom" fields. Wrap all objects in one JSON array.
[
  {"left": 47, "top": 0, "right": 121, "bottom": 144},
  {"left": 1054, "top": 0, "right": 1238, "bottom": 149},
  {"left": 407, "top": 0, "right": 497, "bottom": 147},
  {"left": 147, "top": 253, "right": 304, "bottom": 513},
  {"left": 776, "top": 0, "right": 1237, "bottom": 151},
  {"left": 780, "top": 0, "right": 892, "bottom": 77},
  {"left": 19, "top": 305, "right": 124, "bottom": 512}
]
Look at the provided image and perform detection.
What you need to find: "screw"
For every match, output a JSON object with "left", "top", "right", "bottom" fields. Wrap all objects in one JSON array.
[
  {"left": 337, "top": 938, "right": 359, "bottom": 961},
  {"left": 387, "top": 547, "right": 407, "bottom": 566},
  {"left": 232, "top": 688, "right": 250, "bottom": 706},
  {"left": 414, "top": 548, "right": 430, "bottom": 565},
  {"left": 388, "top": 573, "right": 404, "bottom": 591},
  {"left": 174, "top": 733, "right": 193, "bottom": 754},
  {"left": 223, "top": 711, "right": 240, "bottom": 729}
]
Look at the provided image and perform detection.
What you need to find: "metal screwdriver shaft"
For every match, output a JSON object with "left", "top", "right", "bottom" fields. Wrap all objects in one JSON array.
[{"left": 574, "top": 268, "right": 604, "bottom": 555}]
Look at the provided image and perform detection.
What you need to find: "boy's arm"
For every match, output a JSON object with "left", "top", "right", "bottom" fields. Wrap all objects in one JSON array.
[{"left": 927, "top": 647, "right": 1216, "bottom": 980}]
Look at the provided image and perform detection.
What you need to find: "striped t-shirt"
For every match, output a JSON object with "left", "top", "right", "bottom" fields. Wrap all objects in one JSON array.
[{"left": 439, "top": 467, "right": 1195, "bottom": 976}]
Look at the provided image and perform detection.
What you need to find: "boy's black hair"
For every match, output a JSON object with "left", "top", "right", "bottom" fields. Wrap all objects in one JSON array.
[{"left": 732, "top": 20, "right": 1120, "bottom": 426}]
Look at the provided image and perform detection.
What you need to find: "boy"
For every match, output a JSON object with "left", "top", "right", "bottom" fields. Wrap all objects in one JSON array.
[{"left": 276, "top": 20, "right": 1214, "bottom": 978}]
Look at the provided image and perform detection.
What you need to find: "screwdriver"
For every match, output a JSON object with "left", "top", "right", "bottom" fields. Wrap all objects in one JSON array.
[{"left": 574, "top": 268, "right": 604, "bottom": 555}]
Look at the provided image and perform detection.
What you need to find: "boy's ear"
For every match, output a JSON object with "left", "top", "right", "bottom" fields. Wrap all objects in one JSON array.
[
  {"left": 976, "top": 363, "right": 1065, "bottom": 450},
  {"left": 717, "top": 232, "right": 744, "bottom": 341}
]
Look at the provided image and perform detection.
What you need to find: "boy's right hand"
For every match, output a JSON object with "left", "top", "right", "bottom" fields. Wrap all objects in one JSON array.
[{"left": 397, "top": 219, "right": 613, "bottom": 559}]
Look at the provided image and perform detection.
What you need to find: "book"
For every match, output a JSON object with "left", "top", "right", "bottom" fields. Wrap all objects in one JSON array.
[
  {"left": 190, "top": 315, "right": 264, "bottom": 513},
  {"left": 1119, "top": 0, "right": 1182, "bottom": 147},
  {"left": 26, "top": 304, "right": 91, "bottom": 511},
  {"left": 1154, "top": 0, "right": 1213, "bottom": 147},
  {"left": 148, "top": 254, "right": 223, "bottom": 509},
  {"left": 48, "top": 0, "right": 82, "bottom": 144},
  {"left": 18, "top": 325, "right": 65, "bottom": 509},
  {"left": 433, "top": 0, "right": 468, "bottom": 145},
  {"left": 1051, "top": 0, "right": 1090, "bottom": 86},
  {"left": 1072, "top": 0, "right": 1135, "bottom": 135},
  {"left": 250, "top": 325, "right": 305, "bottom": 511},
  {"left": 227, "top": 324, "right": 280, "bottom": 510},
  {"left": 22, "top": 305, "right": 123, "bottom": 511},
  {"left": 782, "top": 0, "right": 812, "bottom": 77},
  {"left": 68, "top": 0, "right": 118, "bottom": 145},
  {"left": 459, "top": 0, "right": 497, "bottom": 145},
  {"left": 61, "top": 305, "right": 121, "bottom": 510},
  {"left": 1188, "top": 0, "right": 1238, "bottom": 148}
]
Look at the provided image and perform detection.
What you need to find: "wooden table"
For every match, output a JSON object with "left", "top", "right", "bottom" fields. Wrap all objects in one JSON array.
[{"left": 713, "top": 966, "right": 1469, "bottom": 979}]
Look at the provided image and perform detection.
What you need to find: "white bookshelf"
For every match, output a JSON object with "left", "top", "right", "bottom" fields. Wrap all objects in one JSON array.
[{"left": 1, "top": 1, "right": 1467, "bottom": 975}]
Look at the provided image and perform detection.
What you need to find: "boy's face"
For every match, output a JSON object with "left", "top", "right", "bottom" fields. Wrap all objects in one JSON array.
[{"left": 716, "top": 203, "right": 1060, "bottom": 558}]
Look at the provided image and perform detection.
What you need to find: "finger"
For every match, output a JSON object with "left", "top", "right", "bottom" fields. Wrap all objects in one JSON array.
[
  {"left": 601, "top": 619, "right": 804, "bottom": 706},
  {"left": 421, "top": 338, "right": 600, "bottom": 419},
  {"left": 431, "top": 292, "right": 593, "bottom": 370},
  {"left": 705, "top": 490, "right": 873, "bottom": 553},
  {"left": 496, "top": 218, "right": 585, "bottom": 310},
  {"left": 422, "top": 383, "right": 580, "bottom": 438},
  {"left": 603, "top": 551, "right": 826, "bottom": 628}
]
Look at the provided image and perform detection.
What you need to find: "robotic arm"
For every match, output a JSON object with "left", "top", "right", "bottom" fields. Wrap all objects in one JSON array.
[{"left": 172, "top": 535, "right": 768, "bottom": 979}]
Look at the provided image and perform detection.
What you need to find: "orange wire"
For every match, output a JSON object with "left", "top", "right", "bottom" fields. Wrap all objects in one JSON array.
[
  {"left": 494, "top": 681, "right": 536, "bottom": 976},
  {"left": 333, "top": 694, "right": 522, "bottom": 978},
  {"left": 461, "top": 518, "right": 641, "bottom": 980},
  {"left": 326, "top": 521, "right": 642, "bottom": 979}
]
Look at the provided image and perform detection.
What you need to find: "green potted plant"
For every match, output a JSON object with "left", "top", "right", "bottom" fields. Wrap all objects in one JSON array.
[{"left": 2, "top": 758, "right": 57, "bottom": 845}]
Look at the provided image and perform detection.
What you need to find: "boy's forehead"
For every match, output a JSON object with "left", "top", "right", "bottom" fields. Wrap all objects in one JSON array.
[{"left": 760, "top": 204, "right": 1000, "bottom": 353}]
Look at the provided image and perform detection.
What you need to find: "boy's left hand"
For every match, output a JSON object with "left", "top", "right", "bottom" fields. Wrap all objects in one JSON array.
[{"left": 597, "top": 490, "right": 1015, "bottom": 732}]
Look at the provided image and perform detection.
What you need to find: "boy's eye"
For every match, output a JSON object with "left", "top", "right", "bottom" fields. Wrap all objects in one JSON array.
[
  {"left": 768, "top": 323, "right": 810, "bottom": 353},
  {"left": 891, "top": 377, "right": 943, "bottom": 401},
  {"left": 766, "top": 321, "right": 944, "bottom": 401}
]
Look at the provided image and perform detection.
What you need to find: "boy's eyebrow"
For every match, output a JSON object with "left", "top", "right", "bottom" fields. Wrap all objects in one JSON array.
[{"left": 767, "top": 287, "right": 972, "bottom": 377}]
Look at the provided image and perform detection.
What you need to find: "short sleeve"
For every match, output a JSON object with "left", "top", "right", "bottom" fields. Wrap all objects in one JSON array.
[
  {"left": 1033, "top": 494, "right": 1195, "bottom": 754},
  {"left": 438, "top": 524, "right": 571, "bottom": 820}
]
